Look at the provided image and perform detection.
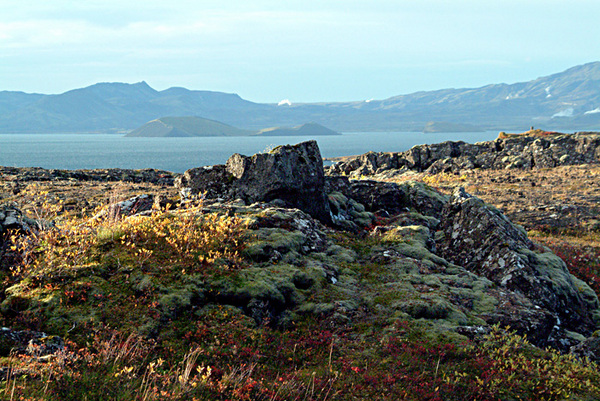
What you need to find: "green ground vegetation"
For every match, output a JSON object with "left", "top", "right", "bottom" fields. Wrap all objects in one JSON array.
[{"left": 0, "top": 186, "right": 599, "bottom": 400}]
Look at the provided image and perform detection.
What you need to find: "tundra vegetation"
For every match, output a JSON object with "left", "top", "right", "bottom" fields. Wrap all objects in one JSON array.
[{"left": 1, "top": 166, "right": 600, "bottom": 401}]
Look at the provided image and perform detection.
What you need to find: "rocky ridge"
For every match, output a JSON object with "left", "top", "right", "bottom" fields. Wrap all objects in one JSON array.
[
  {"left": 171, "top": 140, "right": 600, "bottom": 353},
  {"left": 327, "top": 131, "right": 600, "bottom": 178},
  {"left": 0, "top": 166, "right": 177, "bottom": 187}
]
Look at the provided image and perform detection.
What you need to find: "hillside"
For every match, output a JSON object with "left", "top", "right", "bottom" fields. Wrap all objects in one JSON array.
[
  {"left": 2, "top": 62, "right": 600, "bottom": 132},
  {"left": 126, "top": 116, "right": 253, "bottom": 137},
  {"left": 252, "top": 122, "right": 340, "bottom": 136}
]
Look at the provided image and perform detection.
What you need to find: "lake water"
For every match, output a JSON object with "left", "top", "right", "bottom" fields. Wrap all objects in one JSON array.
[{"left": 0, "top": 131, "right": 500, "bottom": 173}]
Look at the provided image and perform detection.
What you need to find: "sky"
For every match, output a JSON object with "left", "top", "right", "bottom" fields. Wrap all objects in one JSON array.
[{"left": 1, "top": 0, "right": 599, "bottom": 103}]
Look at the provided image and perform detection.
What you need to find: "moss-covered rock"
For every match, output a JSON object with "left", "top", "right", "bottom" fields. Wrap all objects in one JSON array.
[
  {"left": 438, "top": 186, "right": 600, "bottom": 349},
  {"left": 397, "top": 298, "right": 452, "bottom": 320}
]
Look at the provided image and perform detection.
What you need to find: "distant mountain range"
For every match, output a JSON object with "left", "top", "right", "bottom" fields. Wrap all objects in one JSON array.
[
  {"left": 2, "top": 62, "right": 600, "bottom": 133},
  {"left": 126, "top": 117, "right": 339, "bottom": 137}
]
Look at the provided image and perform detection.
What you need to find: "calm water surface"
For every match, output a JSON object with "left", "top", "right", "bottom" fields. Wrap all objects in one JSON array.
[{"left": 0, "top": 131, "right": 500, "bottom": 173}]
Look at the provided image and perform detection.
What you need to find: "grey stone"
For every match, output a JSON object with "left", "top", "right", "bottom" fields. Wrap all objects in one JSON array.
[{"left": 225, "top": 141, "right": 331, "bottom": 224}]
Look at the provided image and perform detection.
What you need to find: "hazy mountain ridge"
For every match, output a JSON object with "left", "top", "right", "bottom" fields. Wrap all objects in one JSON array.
[{"left": 1, "top": 62, "right": 600, "bottom": 133}]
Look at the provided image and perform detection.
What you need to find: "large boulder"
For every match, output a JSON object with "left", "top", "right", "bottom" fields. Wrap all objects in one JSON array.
[
  {"left": 226, "top": 141, "right": 332, "bottom": 224},
  {"left": 436, "top": 187, "right": 600, "bottom": 348},
  {"left": 175, "top": 141, "right": 333, "bottom": 224}
]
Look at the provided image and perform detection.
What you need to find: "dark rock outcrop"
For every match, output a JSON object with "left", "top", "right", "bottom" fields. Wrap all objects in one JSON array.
[
  {"left": 172, "top": 139, "right": 600, "bottom": 349},
  {"left": 178, "top": 141, "right": 333, "bottom": 224},
  {"left": 327, "top": 131, "right": 600, "bottom": 177},
  {"left": 0, "top": 327, "right": 64, "bottom": 357},
  {"left": 226, "top": 141, "right": 331, "bottom": 224},
  {"left": 176, "top": 142, "right": 445, "bottom": 228}
]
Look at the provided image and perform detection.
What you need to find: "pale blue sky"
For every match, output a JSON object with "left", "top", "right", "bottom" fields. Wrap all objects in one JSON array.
[{"left": 1, "top": 0, "right": 598, "bottom": 102}]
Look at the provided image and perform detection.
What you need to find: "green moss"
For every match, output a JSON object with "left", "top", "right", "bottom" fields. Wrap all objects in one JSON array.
[
  {"left": 373, "top": 282, "right": 415, "bottom": 307},
  {"left": 348, "top": 199, "right": 366, "bottom": 213},
  {"left": 324, "top": 244, "right": 357, "bottom": 263},
  {"left": 328, "top": 192, "right": 348, "bottom": 216},
  {"left": 379, "top": 225, "right": 450, "bottom": 267},
  {"left": 394, "top": 242, "right": 448, "bottom": 266},
  {"left": 391, "top": 212, "right": 440, "bottom": 229},
  {"left": 96, "top": 226, "right": 126, "bottom": 242},
  {"left": 404, "top": 181, "right": 449, "bottom": 204},
  {"left": 243, "top": 228, "right": 306, "bottom": 261},
  {"left": 350, "top": 210, "right": 375, "bottom": 227},
  {"left": 237, "top": 280, "right": 285, "bottom": 305},
  {"left": 158, "top": 287, "right": 196, "bottom": 317},
  {"left": 130, "top": 273, "right": 158, "bottom": 294},
  {"left": 384, "top": 225, "right": 430, "bottom": 245},
  {"left": 397, "top": 299, "right": 452, "bottom": 320},
  {"left": 206, "top": 263, "right": 330, "bottom": 313},
  {"left": 471, "top": 291, "right": 498, "bottom": 314},
  {"left": 296, "top": 302, "right": 335, "bottom": 316}
]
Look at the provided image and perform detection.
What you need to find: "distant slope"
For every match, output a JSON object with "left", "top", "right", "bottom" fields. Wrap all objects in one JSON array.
[
  {"left": 2, "top": 62, "right": 600, "bottom": 133},
  {"left": 252, "top": 122, "right": 340, "bottom": 136},
  {"left": 0, "top": 91, "right": 44, "bottom": 115},
  {"left": 126, "top": 116, "right": 252, "bottom": 137}
]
